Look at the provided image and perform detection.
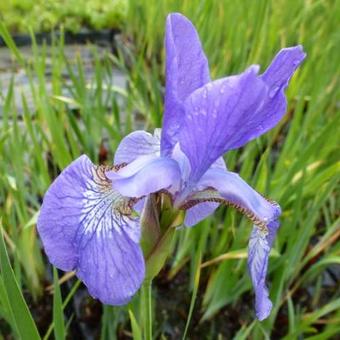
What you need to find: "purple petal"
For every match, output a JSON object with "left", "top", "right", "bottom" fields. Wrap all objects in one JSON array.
[
  {"left": 114, "top": 129, "right": 160, "bottom": 165},
  {"left": 261, "top": 46, "right": 305, "bottom": 91},
  {"left": 171, "top": 143, "right": 191, "bottom": 183},
  {"left": 107, "top": 155, "right": 181, "bottom": 197},
  {"left": 184, "top": 202, "right": 219, "bottom": 227},
  {"left": 248, "top": 221, "right": 280, "bottom": 320},
  {"left": 178, "top": 66, "right": 265, "bottom": 182},
  {"left": 183, "top": 158, "right": 226, "bottom": 226},
  {"left": 161, "top": 13, "right": 210, "bottom": 156},
  {"left": 229, "top": 46, "right": 306, "bottom": 150},
  {"left": 192, "top": 168, "right": 281, "bottom": 226},
  {"left": 37, "top": 155, "right": 145, "bottom": 305},
  {"left": 178, "top": 47, "right": 305, "bottom": 183}
]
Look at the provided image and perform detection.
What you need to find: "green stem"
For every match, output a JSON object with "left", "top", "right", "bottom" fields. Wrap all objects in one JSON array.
[{"left": 142, "top": 280, "right": 152, "bottom": 340}]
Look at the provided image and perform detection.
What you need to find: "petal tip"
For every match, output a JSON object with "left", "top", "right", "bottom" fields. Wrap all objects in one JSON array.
[{"left": 256, "top": 299, "right": 273, "bottom": 321}]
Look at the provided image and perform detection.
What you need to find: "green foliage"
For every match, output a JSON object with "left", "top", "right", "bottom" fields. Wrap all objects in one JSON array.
[
  {"left": 0, "top": 0, "right": 339, "bottom": 338},
  {"left": 0, "top": 0, "right": 127, "bottom": 33},
  {"left": 0, "top": 223, "right": 41, "bottom": 339}
]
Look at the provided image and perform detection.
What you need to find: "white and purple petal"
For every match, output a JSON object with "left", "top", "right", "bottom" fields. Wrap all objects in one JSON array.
[
  {"left": 37, "top": 155, "right": 145, "bottom": 305},
  {"left": 162, "top": 13, "right": 210, "bottom": 156}
]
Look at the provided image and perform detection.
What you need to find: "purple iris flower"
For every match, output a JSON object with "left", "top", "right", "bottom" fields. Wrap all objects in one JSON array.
[{"left": 37, "top": 13, "right": 305, "bottom": 320}]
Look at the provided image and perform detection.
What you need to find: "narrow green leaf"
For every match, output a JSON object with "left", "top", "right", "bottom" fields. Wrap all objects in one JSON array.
[
  {"left": 53, "top": 268, "right": 65, "bottom": 340},
  {"left": 0, "top": 223, "right": 40, "bottom": 340},
  {"left": 129, "top": 309, "right": 142, "bottom": 340}
]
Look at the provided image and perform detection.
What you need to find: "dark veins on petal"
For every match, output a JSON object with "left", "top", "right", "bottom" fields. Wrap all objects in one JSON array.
[{"left": 180, "top": 189, "right": 279, "bottom": 231}]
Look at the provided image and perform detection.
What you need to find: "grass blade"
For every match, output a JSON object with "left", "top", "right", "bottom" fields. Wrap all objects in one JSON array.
[
  {"left": 0, "top": 222, "right": 41, "bottom": 340},
  {"left": 53, "top": 267, "right": 65, "bottom": 340}
]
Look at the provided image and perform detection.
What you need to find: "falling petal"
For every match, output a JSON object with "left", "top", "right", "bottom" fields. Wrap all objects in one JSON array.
[
  {"left": 248, "top": 221, "right": 280, "bottom": 320},
  {"left": 183, "top": 166, "right": 281, "bottom": 227},
  {"left": 37, "top": 155, "right": 145, "bottom": 305}
]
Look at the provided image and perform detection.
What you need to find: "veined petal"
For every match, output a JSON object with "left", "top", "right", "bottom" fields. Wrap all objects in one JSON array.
[
  {"left": 107, "top": 155, "right": 181, "bottom": 197},
  {"left": 248, "top": 221, "right": 280, "bottom": 320},
  {"left": 114, "top": 129, "right": 160, "bottom": 165},
  {"left": 161, "top": 13, "right": 210, "bottom": 156},
  {"left": 228, "top": 46, "right": 306, "bottom": 150},
  {"left": 179, "top": 166, "right": 281, "bottom": 319},
  {"left": 37, "top": 155, "right": 145, "bottom": 305},
  {"left": 179, "top": 47, "right": 305, "bottom": 183},
  {"left": 179, "top": 66, "right": 266, "bottom": 182},
  {"left": 182, "top": 168, "right": 281, "bottom": 228},
  {"left": 261, "top": 46, "right": 305, "bottom": 91}
]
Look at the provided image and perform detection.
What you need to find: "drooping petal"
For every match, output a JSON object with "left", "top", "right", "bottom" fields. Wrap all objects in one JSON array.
[
  {"left": 179, "top": 47, "right": 305, "bottom": 183},
  {"left": 183, "top": 157, "right": 226, "bottom": 227},
  {"left": 114, "top": 130, "right": 160, "bottom": 165},
  {"left": 248, "top": 221, "right": 280, "bottom": 320},
  {"left": 180, "top": 167, "right": 281, "bottom": 318},
  {"left": 37, "top": 155, "right": 145, "bottom": 305},
  {"left": 161, "top": 13, "right": 210, "bottom": 156},
  {"left": 184, "top": 202, "right": 219, "bottom": 227},
  {"left": 107, "top": 155, "right": 181, "bottom": 197},
  {"left": 182, "top": 168, "right": 281, "bottom": 228}
]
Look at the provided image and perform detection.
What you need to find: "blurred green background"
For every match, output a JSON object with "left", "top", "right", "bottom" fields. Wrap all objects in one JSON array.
[{"left": 0, "top": 0, "right": 339, "bottom": 339}]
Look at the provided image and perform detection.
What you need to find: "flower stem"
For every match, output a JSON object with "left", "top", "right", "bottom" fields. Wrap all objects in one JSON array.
[{"left": 142, "top": 280, "right": 152, "bottom": 340}]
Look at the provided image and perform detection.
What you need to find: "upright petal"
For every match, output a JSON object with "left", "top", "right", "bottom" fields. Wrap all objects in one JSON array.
[
  {"left": 107, "top": 155, "right": 181, "bottom": 197},
  {"left": 179, "top": 66, "right": 265, "bottom": 182},
  {"left": 37, "top": 155, "right": 145, "bottom": 305},
  {"left": 179, "top": 47, "right": 305, "bottom": 183},
  {"left": 161, "top": 13, "right": 210, "bottom": 156},
  {"left": 114, "top": 130, "right": 160, "bottom": 165},
  {"left": 248, "top": 221, "right": 280, "bottom": 320}
]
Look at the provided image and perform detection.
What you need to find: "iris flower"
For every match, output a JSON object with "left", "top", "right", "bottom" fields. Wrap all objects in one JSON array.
[{"left": 38, "top": 13, "right": 305, "bottom": 320}]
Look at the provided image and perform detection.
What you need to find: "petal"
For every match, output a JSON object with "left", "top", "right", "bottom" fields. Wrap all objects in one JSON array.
[
  {"left": 171, "top": 143, "right": 191, "bottom": 183},
  {"left": 179, "top": 66, "right": 266, "bottom": 182},
  {"left": 261, "top": 46, "right": 306, "bottom": 90},
  {"left": 37, "top": 155, "right": 145, "bottom": 305},
  {"left": 107, "top": 155, "right": 181, "bottom": 197},
  {"left": 179, "top": 47, "right": 305, "bottom": 183},
  {"left": 228, "top": 46, "right": 306, "bottom": 150},
  {"left": 248, "top": 221, "right": 280, "bottom": 320},
  {"left": 184, "top": 168, "right": 281, "bottom": 227},
  {"left": 161, "top": 13, "right": 210, "bottom": 156},
  {"left": 184, "top": 202, "right": 219, "bottom": 227},
  {"left": 183, "top": 157, "right": 226, "bottom": 227},
  {"left": 114, "top": 129, "right": 160, "bottom": 165}
]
